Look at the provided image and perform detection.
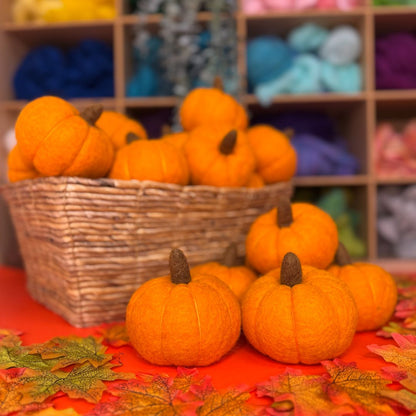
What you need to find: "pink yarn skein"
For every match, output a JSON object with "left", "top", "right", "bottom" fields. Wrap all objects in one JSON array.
[{"left": 242, "top": 0, "right": 360, "bottom": 12}]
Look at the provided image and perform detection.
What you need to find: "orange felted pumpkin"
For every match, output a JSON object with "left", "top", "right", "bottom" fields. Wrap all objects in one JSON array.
[
  {"left": 108, "top": 135, "right": 189, "bottom": 185},
  {"left": 7, "top": 145, "right": 39, "bottom": 183},
  {"left": 179, "top": 79, "right": 248, "bottom": 132},
  {"left": 242, "top": 252, "right": 358, "bottom": 364},
  {"left": 96, "top": 110, "right": 148, "bottom": 150},
  {"left": 327, "top": 243, "right": 398, "bottom": 332},
  {"left": 184, "top": 126, "right": 256, "bottom": 187},
  {"left": 126, "top": 248, "right": 241, "bottom": 366},
  {"left": 246, "top": 125, "right": 297, "bottom": 184},
  {"left": 191, "top": 244, "right": 257, "bottom": 302},
  {"left": 245, "top": 172, "right": 264, "bottom": 188},
  {"left": 245, "top": 197, "right": 338, "bottom": 274},
  {"left": 15, "top": 96, "right": 114, "bottom": 178},
  {"left": 162, "top": 131, "right": 189, "bottom": 150}
]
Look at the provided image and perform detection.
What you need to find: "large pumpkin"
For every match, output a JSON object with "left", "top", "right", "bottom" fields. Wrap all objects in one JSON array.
[
  {"left": 15, "top": 96, "right": 114, "bottom": 178},
  {"left": 180, "top": 79, "right": 248, "bottom": 131},
  {"left": 96, "top": 110, "right": 148, "bottom": 150},
  {"left": 327, "top": 243, "right": 398, "bottom": 332},
  {"left": 109, "top": 136, "right": 189, "bottom": 185},
  {"left": 8, "top": 145, "right": 39, "bottom": 183},
  {"left": 242, "top": 252, "right": 358, "bottom": 364},
  {"left": 184, "top": 126, "right": 256, "bottom": 187},
  {"left": 126, "top": 248, "right": 241, "bottom": 366},
  {"left": 246, "top": 124, "right": 297, "bottom": 183},
  {"left": 191, "top": 244, "right": 257, "bottom": 302},
  {"left": 245, "top": 197, "right": 339, "bottom": 274}
]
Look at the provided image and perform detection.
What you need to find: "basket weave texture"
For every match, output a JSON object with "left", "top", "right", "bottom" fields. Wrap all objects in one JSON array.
[{"left": 1, "top": 176, "right": 292, "bottom": 327}]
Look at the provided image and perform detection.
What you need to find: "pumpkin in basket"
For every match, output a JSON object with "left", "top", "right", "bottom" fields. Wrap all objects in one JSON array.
[
  {"left": 15, "top": 96, "right": 114, "bottom": 178},
  {"left": 109, "top": 134, "right": 189, "bottom": 185},
  {"left": 327, "top": 243, "right": 398, "bottom": 332},
  {"left": 96, "top": 110, "right": 148, "bottom": 150},
  {"left": 126, "top": 248, "right": 241, "bottom": 366},
  {"left": 184, "top": 126, "right": 256, "bottom": 187},
  {"left": 245, "top": 197, "right": 338, "bottom": 274},
  {"left": 242, "top": 252, "right": 358, "bottom": 364},
  {"left": 7, "top": 145, "right": 40, "bottom": 182},
  {"left": 191, "top": 244, "right": 257, "bottom": 302},
  {"left": 245, "top": 172, "right": 264, "bottom": 188},
  {"left": 162, "top": 130, "right": 189, "bottom": 150},
  {"left": 180, "top": 78, "right": 248, "bottom": 131},
  {"left": 246, "top": 125, "right": 297, "bottom": 184}
]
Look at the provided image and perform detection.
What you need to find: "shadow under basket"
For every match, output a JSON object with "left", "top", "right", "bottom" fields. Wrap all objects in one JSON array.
[{"left": 1, "top": 176, "right": 293, "bottom": 327}]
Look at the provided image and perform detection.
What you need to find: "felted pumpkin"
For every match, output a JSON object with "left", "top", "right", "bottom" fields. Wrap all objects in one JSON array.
[
  {"left": 108, "top": 135, "right": 189, "bottom": 185},
  {"left": 126, "top": 248, "right": 241, "bottom": 366},
  {"left": 7, "top": 145, "right": 40, "bottom": 183},
  {"left": 96, "top": 110, "right": 148, "bottom": 151},
  {"left": 179, "top": 79, "right": 248, "bottom": 132},
  {"left": 162, "top": 131, "right": 189, "bottom": 150},
  {"left": 246, "top": 125, "right": 297, "bottom": 184},
  {"left": 245, "top": 197, "right": 338, "bottom": 274},
  {"left": 184, "top": 126, "right": 256, "bottom": 187},
  {"left": 191, "top": 244, "right": 257, "bottom": 302},
  {"left": 15, "top": 96, "right": 114, "bottom": 178},
  {"left": 245, "top": 172, "right": 265, "bottom": 188},
  {"left": 327, "top": 243, "right": 398, "bottom": 332},
  {"left": 242, "top": 252, "right": 358, "bottom": 364}
]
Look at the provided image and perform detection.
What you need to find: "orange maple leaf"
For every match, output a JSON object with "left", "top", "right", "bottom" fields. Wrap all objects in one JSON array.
[{"left": 97, "top": 323, "right": 130, "bottom": 348}]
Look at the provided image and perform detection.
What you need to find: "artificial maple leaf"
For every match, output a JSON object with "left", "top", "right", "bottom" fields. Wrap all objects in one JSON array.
[
  {"left": 323, "top": 358, "right": 416, "bottom": 415},
  {"left": 197, "top": 388, "right": 254, "bottom": 416},
  {"left": 0, "top": 344, "right": 57, "bottom": 371},
  {"left": 256, "top": 368, "right": 347, "bottom": 416},
  {"left": 0, "top": 329, "right": 23, "bottom": 347},
  {"left": 23, "top": 407, "right": 81, "bottom": 415},
  {"left": 29, "top": 336, "right": 111, "bottom": 370},
  {"left": 97, "top": 324, "right": 130, "bottom": 348},
  {"left": 22, "top": 362, "right": 133, "bottom": 404},
  {"left": 368, "top": 333, "right": 416, "bottom": 393},
  {"left": 377, "top": 322, "right": 416, "bottom": 338}
]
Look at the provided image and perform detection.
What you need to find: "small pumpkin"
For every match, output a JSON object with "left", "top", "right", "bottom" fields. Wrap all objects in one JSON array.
[
  {"left": 108, "top": 134, "right": 189, "bottom": 185},
  {"left": 327, "top": 243, "right": 398, "bottom": 332},
  {"left": 126, "top": 248, "right": 241, "bottom": 366},
  {"left": 7, "top": 145, "right": 39, "bottom": 183},
  {"left": 179, "top": 78, "right": 248, "bottom": 132},
  {"left": 15, "top": 96, "right": 114, "bottom": 178},
  {"left": 246, "top": 125, "right": 297, "bottom": 183},
  {"left": 245, "top": 172, "right": 264, "bottom": 188},
  {"left": 96, "top": 110, "right": 148, "bottom": 151},
  {"left": 184, "top": 126, "right": 256, "bottom": 187},
  {"left": 245, "top": 197, "right": 338, "bottom": 274},
  {"left": 161, "top": 125, "right": 189, "bottom": 150},
  {"left": 242, "top": 252, "right": 358, "bottom": 364},
  {"left": 191, "top": 244, "right": 257, "bottom": 302}
]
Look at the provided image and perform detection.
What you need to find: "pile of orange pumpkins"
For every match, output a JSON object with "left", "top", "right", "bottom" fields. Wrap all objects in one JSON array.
[
  {"left": 126, "top": 196, "right": 398, "bottom": 367},
  {"left": 8, "top": 84, "right": 297, "bottom": 188}
]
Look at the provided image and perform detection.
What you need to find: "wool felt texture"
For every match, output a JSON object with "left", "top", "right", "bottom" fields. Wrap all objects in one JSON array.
[
  {"left": 378, "top": 185, "right": 416, "bottom": 259},
  {"left": 13, "top": 40, "right": 114, "bottom": 100},
  {"left": 246, "top": 124, "right": 297, "bottom": 183},
  {"left": 320, "top": 61, "right": 362, "bottom": 93},
  {"left": 125, "top": 271, "right": 242, "bottom": 367},
  {"left": 246, "top": 36, "right": 296, "bottom": 90},
  {"left": 319, "top": 25, "right": 362, "bottom": 65},
  {"left": 376, "top": 32, "right": 416, "bottom": 89},
  {"left": 241, "top": 263, "right": 358, "bottom": 364},
  {"left": 328, "top": 261, "right": 398, "bottom": 332},
  {"left": 287, "top": 23, "right": 329, "bottom": 53},
  {"left": 245, "top": 202, "right": 339, "bottom": 274}
]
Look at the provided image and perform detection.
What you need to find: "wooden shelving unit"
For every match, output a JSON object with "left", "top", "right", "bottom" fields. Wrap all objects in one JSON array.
[{"left": 1, "top": 0, "right": 416, "bottom": 272}]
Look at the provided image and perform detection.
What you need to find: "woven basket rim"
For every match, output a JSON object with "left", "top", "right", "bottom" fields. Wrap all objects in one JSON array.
[{"left": 0, "top": 176, "right": 293, "bottom": 195}]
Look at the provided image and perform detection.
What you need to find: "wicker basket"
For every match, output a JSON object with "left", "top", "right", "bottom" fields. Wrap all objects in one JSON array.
[{"left": 1, "top": 176, "right": 292, "bottom": 327}]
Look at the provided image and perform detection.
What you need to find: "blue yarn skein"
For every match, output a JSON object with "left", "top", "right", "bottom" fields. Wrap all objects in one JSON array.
[
  {"left": 246, "top": 36, "right": 296, "bottom": 90},
  {"left": 287, "top": 23, "right": 329, "bottom": 53},
  {"left": 320, "top": 61, "right": 362, "bottom": 93},
  {"left": 126, "top": 64, "right": 159, "bottom": 97},
  {"left": 319, "top": 25, "right": 362, "bottom": 66},
  {"left": 13, "top": 46, "right": 67, "bottom": 100}
]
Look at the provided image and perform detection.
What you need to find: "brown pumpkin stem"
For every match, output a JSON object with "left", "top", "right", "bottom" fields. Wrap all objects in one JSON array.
[
  {"left": 169, "top": 248, "right": 192, "bottom": 284},
  {"left": 334, "top": 242, "right": 352, "bottom": 266},
  {"left": 283, "top": 128, "right": 295, "bottom": 139},
  {"left": 222, "top": 243, "right": 238, "bottom": 267},
  {"left": 213, "top": 76, "right": 224, "bottom": 91},
  {"left": 280, "top": 253, "right": 302, "bottom": 287},
  {"left": 126, "top": 132, "right": 141, "bottom": 144},
  {"left": 219, "top": 130, "right": 237, "bottom": 155},
  {"left": 80, "top": 104, "right": 103, "bottom": 126},
  {"left": 277, "top": 197, "right": 293, "bottom": 228}
]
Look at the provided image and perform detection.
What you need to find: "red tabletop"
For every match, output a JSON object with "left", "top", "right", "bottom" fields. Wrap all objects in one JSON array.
[{"left": 0, "top": 266, "right": 400, "bottom": 414}]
